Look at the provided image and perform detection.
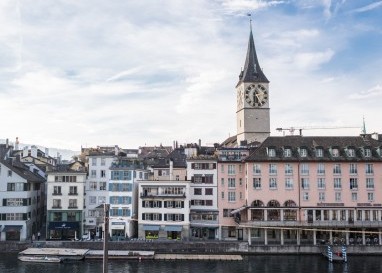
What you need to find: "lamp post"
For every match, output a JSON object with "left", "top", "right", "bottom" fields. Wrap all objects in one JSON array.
[{"left": 103, "top": 203, "right": 110, "bottom": 273}]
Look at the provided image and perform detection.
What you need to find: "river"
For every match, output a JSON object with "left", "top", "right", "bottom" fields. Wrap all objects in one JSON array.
[{"left": 0, "top": 253, "right": 381, "bottom": 273}]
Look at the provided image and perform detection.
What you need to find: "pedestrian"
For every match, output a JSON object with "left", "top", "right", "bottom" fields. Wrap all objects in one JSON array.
[
  {"left": 37, "top": 231, "right": 41, "bottom": 241},
  {"left": 32, "top": 234, "right": 35, "bottom": 242}
]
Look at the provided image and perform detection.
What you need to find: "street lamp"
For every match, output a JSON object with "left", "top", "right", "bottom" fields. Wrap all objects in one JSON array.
[{"left": 103, "top": 203, "right": 110, "bottom": 273}]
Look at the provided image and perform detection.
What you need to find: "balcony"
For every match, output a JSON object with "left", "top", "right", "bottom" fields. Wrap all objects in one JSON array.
[{"left": 140, "top": 193, "right": 186, "bottom": 199}]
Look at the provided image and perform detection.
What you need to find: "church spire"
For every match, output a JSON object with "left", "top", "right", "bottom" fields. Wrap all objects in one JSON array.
[{"left": 237, "top": 18, "right": 269, "bottom": 86}]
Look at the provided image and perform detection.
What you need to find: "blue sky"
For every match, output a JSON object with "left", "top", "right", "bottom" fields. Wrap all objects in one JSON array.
[{"left": 0, "top": 0, "right": 381, "bottom": 150}]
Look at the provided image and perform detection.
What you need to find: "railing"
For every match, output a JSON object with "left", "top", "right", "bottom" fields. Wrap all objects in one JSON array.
[
  {"left": 140, "top": 193, "right": 186, "bottom": 198},
  {"left": 239, "top": 219, "right": 382, "bottom": 228}
]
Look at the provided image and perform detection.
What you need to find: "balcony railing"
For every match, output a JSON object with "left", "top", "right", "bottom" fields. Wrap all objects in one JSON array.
[{"left": 140, "top": 193, "right": 186, "bottom": 198}]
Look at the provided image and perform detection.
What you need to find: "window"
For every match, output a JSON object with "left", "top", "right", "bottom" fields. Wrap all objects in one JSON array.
[
  {"left": 69, "top": 186, "right": 77, "bottom": 195},
  {"left": 364, "top": 148, "right": 372, "bottom": 157},
  {"left": 303, "top": 192, "right": 309, "bottom": 201},
  {"left": 89, "top": 196, "right": 97, "bottom": 205},
  {"left": 333, "top": 164, "right": 341, "bottom": 174},
  {"left": 7, "top": 183, "right": 24, "bottom": 191},
  {"left": 368, "top": 192, "right": 374, "bottom": 202},
  {"left": 268, "top": 148, "right": 276, "bottom": 157},
  {"left": 69, "top": 199, "right": 77, "bottom": 208},
  {"left": 351, "top": 192, "right": 357, "bottom": 201},
  {"left": 319, "top": 192, "right": 325, "bottom": 202},
  {"left": 347, "top": 148, "right": 355, "bottom": 157},
  {"left": 221, "top": 178, "right": 224, "bottom": 186},
  {"left": 285, "top": 178, "right": 293, "bottom": 189},
  {"left": 299, "top": 148, "right": 307, "bottom": 157},
  {"left": 220, "top": 165, "right": 224, "bottom": 173},
  {"left": 6, "top": 198, "right": 24, "bottom": 206},
  {"left": 100, "top": 170, "right": 106, "bottom": 178},
  {"left": 53, "top": 186, "right": 62, "bottom": 195},
  {"left": 285, "top": 164, "right": 293, "bottom": 175},
  {"left": 315, "top": 148, "right": 323, "bottom": 157},
  {"left": 365, "top": 164, "right": 374, "bottom": 174},
  {"left": 350, "top": 178, "right": 358, "bottom": 190},
  {"left": 221, "top": 192, "right": 224, "bottom": 199},
  {"left": 8, "top": 170, "right": 12, "bottom": 177},
  {"left": 101, "top": 158, "right": 106, "bottom": 166},
  {"left": 317, "top": 178, "right": 325, "bottom": 189},
  {"left": 334, "top": 178, "right": 342, "bottom": 189},
  {"left": 269, "top": 178, "right": 277, "bottom": 189},
  {"left": 239, "top": 178, "right": 242, "bottom": 186},
  {"left": 91, "top": 158, "right": 97, "bottom": 166},
  {"left": 332, "top": 148, "right": 339, "bottom": 157},
  {"left": 228, "top": 192, "right": 236, "bottom": 202},
  {"left": 228, "top": 178, "right": 236, "bottom": 188},
  {"left": 300, "top": 164, "right": 309, "bottom": 175},
  {"left": 98, "top": 196, "right": 106, "bottom": 204},
  {"left": 335, "top": 192, "right": 341, "bottom": 202},
  {"left": 205, "top": 188, "right": 213, "bottom": 195},
  {"left": 228, "top": 165, "right": 236, "bottom": 175},
  {"left": 366, "top": 178, "right": 374, "bottom": 189},
  {"left": 53, "top": 199, "right": 61, "bottom": 208},
  {"left": 253, "top": 178, "right": 261, "bottom": 189},
  {"left": 349, "top": 163, "right": 358, "bottom": 174},
  {"left": 301, "top": 178, "right": 309, "bottom": 190},
  {"left": 89, "top": 181, "right": 97, "bottom": 190},
  {"left": 317, "top": 163, "right": 325, "bottom": 175},
  {"left": 223, "top": 209, "right": 233, "bottom": 217},
  {"left": 99, "top": 182, "right": 106, "bottom": 191},
  {"left": 269, "top": 164, "right": 277, "bottom": 175},
  {"left": 284, "top": 148, "right": 291, "bottom": 157},
  {"left": 194, "top": 188, "right": 202, "bottom": 195},
  {"left": 239, "top": 165, "right": 242, "bottom": 173},
  {"left": 91, "top": 170, "right": 96, "bottom": 178},
  {"left": 253, "top": 164, "right": 261, "bottom": 174}
]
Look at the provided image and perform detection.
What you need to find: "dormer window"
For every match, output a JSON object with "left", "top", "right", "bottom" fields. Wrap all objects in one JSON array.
[
  {"left": 315, "top": 148, "right": 323, "bottom": 157},
  {"left": 332, "top": 148, "right": 339, "bottom": 157},
  {"left": 347, "top": 148, "right": 355, "bottom": 157},
  {"left": 299, "top": 148, "right": 307, "bottom": 157},
  {"left": 284, "top": 148, "right": 291, "bottom": 157},
  {"left": 364, "top": 148, "right": 372, "bottom": 157},
  {"left": 268, "top": 148, "right": 276, "bottom": 157}
]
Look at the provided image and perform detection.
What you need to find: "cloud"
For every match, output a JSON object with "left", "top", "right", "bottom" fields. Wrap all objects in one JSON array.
[
  {"left": 220, "top": 0, "right": 285, "bottom": 14},
  {"left": 352, "top": 1, "right": 382, "bottom": 13},
  {"left": 349, "top": 84, "right": 382, "bottom": 99},
  {"left": 293, "top": 48, "right": 335, "bottom": 70}
]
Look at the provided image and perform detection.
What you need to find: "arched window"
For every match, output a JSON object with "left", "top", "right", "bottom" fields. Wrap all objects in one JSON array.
[
  {"left": 283, "top": 200, "right": 297, "bottom": 221},
  {"left": 251, "top": 200, "right": 264, "bottom": 221},
  {"left": 267, "top": 200, "right": 280, "bottom": 221}
]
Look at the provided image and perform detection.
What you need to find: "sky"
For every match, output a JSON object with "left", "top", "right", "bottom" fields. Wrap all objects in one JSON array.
[{"left": 0, "top": 0, "right": 381, "bottom": 151}]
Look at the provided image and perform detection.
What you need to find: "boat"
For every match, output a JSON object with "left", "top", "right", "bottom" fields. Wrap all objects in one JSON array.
[{"left": 18, "top": 255, "right": 62, "bottom": 263}]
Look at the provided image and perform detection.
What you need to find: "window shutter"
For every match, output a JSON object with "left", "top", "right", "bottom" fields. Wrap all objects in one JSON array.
[
  {"left": 181, "top": 201, "right": 184, "bottom": 208},
  {"left": 213, "top": 163, "right": 216, "bottom": 169},
  {"left": 172, "top": 201, "right": 175, "bottom": 208},
  {"left": 23, "top": 213, "right": 28, "bottom": 220},
  {"left": 159, "top": 214, "right": 162, "bottom": 221},
  {"left": 164, "top": 201, "right": 167, "bottom": 208},
  {"left": 191, "top": 163, "right": 195, "bottom": 169},
  {"left": 142, "top": 213, "right": 145, "bottom": 220},
  {"left": 23, "top": 199, "right": 27, "bottom": 206},
  {"left": 164, "top": 214, "right": 167, "bottom": 221},
  {"left": 159, "top": 201, "right": 162, "bottom": 208},
  {"left": 142, "top": 201, "right": 145, "bottom": 207},
  {"left": 3, "top": 199, "right": 6, "bottom": 206},
  {"left": 181, "top": 214, "right": 184, "bottom": 221}
]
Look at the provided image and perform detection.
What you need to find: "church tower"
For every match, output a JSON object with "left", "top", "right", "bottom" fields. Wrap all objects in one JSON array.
[{"left": 236, "top": 24, "right": 270, "bottom": 145}]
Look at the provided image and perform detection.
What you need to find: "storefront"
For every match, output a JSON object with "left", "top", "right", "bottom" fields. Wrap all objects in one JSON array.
[
  {"left": 2, "top": 225, "right": 23, "bottom": 241},
  {"left": 47, "top": 221, "right": 80, "bottom": 240},
  {"left": 164, "top": 225, "right": 182, "bottom": 240},
  {"left": 142, "top": 225, "right": 160, "bottom": 239}
]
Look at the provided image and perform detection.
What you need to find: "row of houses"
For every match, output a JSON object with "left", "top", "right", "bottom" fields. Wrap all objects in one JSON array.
[{"left": 3, "top": 133, "right": 382, "bottom": 247}]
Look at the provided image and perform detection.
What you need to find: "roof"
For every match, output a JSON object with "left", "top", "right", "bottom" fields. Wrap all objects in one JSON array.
[
  {"left": 237, "top": 28, "right": 269, "bottom": 86},
  {"left": 0, "top": 158, "right": 45, "bottom": 183},
  {"left": 47, "top": 164, "right": 87, "bottom": 173},
  {"left": 246, "top": 135, "right": 382, "bottom": 162}
]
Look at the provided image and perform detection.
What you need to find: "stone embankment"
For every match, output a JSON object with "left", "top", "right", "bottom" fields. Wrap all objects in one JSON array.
[{"left": 1, "top": 240, "right": 382, "bottom": 255}]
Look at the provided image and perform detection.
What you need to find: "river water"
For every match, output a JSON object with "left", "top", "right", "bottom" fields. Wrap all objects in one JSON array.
[{"left": 0, "top": 253, "right": 380, "bottom": 273}]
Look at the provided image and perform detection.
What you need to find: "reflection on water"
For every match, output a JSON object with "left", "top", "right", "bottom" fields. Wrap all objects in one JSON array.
[{"left": 0, "top": 253, "right": 381, "bottom": 273}]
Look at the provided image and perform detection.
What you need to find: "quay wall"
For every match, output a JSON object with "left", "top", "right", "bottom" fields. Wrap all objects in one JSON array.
[{"left": 1, "top": 241, "right": 382, "bottom": 255}]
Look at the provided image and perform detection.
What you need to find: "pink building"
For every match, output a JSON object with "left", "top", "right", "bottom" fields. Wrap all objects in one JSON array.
[{"left": 219, "top": 135, "right": 382, "bottom": 246}]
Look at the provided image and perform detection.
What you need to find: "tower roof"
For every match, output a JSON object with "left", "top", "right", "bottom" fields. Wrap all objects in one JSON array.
[{"left": 237, "top": 28, "right": 269, "bottom": 86}]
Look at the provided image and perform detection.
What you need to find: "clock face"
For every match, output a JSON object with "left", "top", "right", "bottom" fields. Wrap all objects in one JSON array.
[{"left": 244, "top": 83, "right": 268, "bottom": 107}]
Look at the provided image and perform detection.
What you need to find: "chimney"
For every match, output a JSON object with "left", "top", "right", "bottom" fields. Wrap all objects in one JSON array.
[
  {"left": 6, "top": 138, "right": 9, "bottom": 149},
  {"left": 15, "top": 137, "right": 19, "bottom": 150},
  {"left": 115, "top": 145, "right": 119, "bottom": 156},
  {"left": 169, "top": 159, "right": 174, "bottom": 181},
  {"left": 198, "top": 139, "right": 201, "bottom": 147}
]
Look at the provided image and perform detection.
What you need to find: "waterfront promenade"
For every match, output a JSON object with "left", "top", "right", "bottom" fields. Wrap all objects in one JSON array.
[{"left": 2, "top": 239, "right": 382, "bottom": 255}]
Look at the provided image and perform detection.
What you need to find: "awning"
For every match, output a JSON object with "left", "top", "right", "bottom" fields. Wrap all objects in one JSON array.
[
  {"left": 142, "top": 225, "right": 160, "bottom": 231},
  {"left": 164, "top": 225, "right": 182, "bottom": 232},
  {"left": 2, "top": 225, "right": 23, "bottom": 232},
  {"left": 230, "top": 206, "right": 247, "bottom": 215},
  {"left": 48, "top": 222, "right": 80, "bottom": 230}
]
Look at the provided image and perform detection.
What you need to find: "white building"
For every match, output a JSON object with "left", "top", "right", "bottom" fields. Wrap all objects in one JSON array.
[
  {"left": 187, "top": 155, "right": 219, "bottom": 240},
  {"left": 46, "top": 166, "right": 86, "bottom": 240},
  {"left": 0, "top": 143, "right": 45, "bottom": 241},
  {"left": 138, "top": 180, "right": 190, "bottom": 240}
]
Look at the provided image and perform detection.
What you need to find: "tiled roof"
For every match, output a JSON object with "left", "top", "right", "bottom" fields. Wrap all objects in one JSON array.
[{"left": 246, "top": 135, "right": 382, "bottom": 162}]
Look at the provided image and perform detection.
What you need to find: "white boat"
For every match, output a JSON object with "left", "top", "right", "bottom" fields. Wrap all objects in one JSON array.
[{"left": 18, "top": 255, "right": 62, "bottom": 263}]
